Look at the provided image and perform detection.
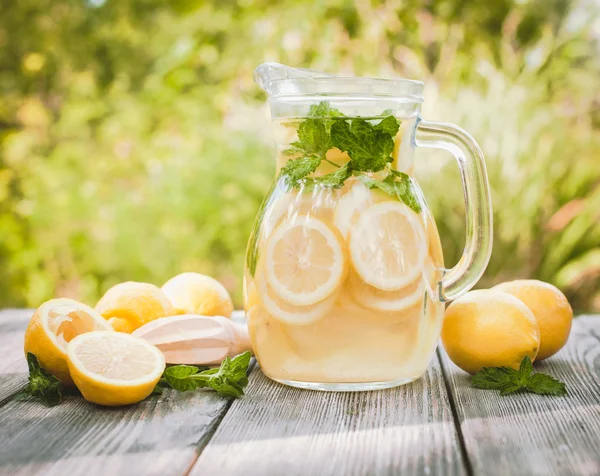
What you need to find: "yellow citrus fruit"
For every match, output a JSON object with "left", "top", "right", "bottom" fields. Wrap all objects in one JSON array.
[
  {"left": 67, "top": 331, "right": 165, "bottom": 406},
  {"left": 96, "top": 281, "right": 175, "bottom": 333},
  {"left": 333, "top": 181, "right": 390, "bottom": 240},
  {"left": 442, "top": 289, "right": 541, "bottom": 374},
  {"left": 24, "top": 298, "right": 113, "bottom": 386},
  {"left": 254, "top": 262, "right": 337, "bottom": 325},
  {"left": 348, "top": 270, "right": 424, "bottom": 312},
  {"left": 349, "top": 201, "right": 426, "bottom": 291},
  {"left": 492, "top": 279, "right": 573, "bottom": 361},
  {"left": 265, "top": 216, "right": 346, "bottom": 306},
  {"left": 161, "top": 272, "right": 233, "bottom": 317}
]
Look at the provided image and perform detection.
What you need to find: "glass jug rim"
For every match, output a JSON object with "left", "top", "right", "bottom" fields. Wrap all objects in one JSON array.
[{"left": 255, "top": 62, "right": 424, "bottom": 103}]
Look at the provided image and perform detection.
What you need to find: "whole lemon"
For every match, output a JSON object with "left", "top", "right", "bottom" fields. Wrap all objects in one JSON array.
[
  {"left": 493, "top": 279, "right": 572, "bottom": 361},
  {"left": 96, "top": 282, "right": 175, "bottom": 333},
  {"left": 442, "top": 289, "right": 541, "bottom": 374},
  {"left": 162, "top": 273, "right": 234, "bottom": 318}
]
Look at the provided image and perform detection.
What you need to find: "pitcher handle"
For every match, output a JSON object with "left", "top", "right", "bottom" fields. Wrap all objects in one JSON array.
[{"left": 415, "top": 118, "right": 493, "bottom": 302}]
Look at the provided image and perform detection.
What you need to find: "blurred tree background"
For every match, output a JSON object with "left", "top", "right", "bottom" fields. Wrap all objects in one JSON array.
[{"left": 0, "top": 0, "right": 599, "bottom": 311}]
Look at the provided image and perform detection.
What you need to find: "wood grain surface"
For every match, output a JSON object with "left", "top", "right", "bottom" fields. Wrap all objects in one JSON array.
[
  {"left": 0, "top": 309, "right": 598, "bottom": 476},
  {"left": 190, "top": 355, "right": 466, "bottom": 476},
  {"left": 0, "top": 309, "right": 31, "bottom": 405},
  {"left": 0, "top": 310, "right": 241, "bottom": 476},
  {"left": 439, "top": 315, "right": 600, "bottom": 476}
]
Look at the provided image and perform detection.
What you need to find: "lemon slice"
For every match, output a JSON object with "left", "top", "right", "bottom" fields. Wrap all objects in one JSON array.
[
  {"left": 24, "top": 298, "right": 113, "bottom": 386},
  {"left": 349, "top": 270, "right": 424, "bottom": 312},
  {"left": 265, "top": 216, "right": 346, "bottom": 306},
  {"left": 333, "top": 181, "right": 389, "bottom": 240},
  {"left": 263, "top": 187, "right": 340, "bottom": 238},
  {"left": 349, "top": 201, "right": 426, "bottom": 291},
  {"left": 255, "top": 264, "right": 336, "bottom": 325},
  {"left": 67, "top": 331, "right": 165, "bottom": 406}
]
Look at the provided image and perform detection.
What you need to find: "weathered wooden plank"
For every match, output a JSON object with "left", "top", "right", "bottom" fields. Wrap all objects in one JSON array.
[
  {"left": 0, "top": 309, "right": 32, "bottom": 404},
  {"left": 190, "top": 355, "right": 467, "bottom": 476},
  {"left": 439, "top": 315, "right": 600, "bottom": 476},
  {"left": 0, "top": 311, "right": 246, "bottom": 476},
  {"left": 0, "top": 389, "right": 234, "bottom": 475}
]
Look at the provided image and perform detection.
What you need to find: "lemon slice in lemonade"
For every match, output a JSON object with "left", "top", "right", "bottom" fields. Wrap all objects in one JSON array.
[
  {"left": 349, "top": 201, "right": 426, "bottom": 291},
  {"left": 67, "top": 331, "right": 165, "bottom": 406},
  {"left": 255, "top": 265, "right": 337, "bottom": 325},
  {"left": 349, "top": 270, "right": 424, "bottom": 312},
  {"left": 333, "top": 180, "right": 389, "bottom": 240},
  {"left": 265, "top": 216, "right": 346, "bottom": 306}
]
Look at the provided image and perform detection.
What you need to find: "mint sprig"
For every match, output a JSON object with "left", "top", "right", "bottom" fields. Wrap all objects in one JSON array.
[
  {"left": 20, "top": 353, "right": 64, "bottom": 406},
  {"left": 330, "top": 116, "right": 396, "bottom": 172},
  {"left": 472, "top": 356, "right": 567, "bottom": 396},
  {"left": 278, "top": 101, "right": 421, "bottom": 211},
  {"left": 156, "top": 351, "right": 252, "bottom": 398}
]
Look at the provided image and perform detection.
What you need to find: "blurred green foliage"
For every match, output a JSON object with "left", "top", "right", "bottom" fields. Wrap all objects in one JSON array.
[{"left": 0, "top": 0, "right": 598, "bottom": 311}]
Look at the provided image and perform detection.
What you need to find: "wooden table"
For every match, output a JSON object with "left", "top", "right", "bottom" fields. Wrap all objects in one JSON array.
[{"left": 0, "top": 310, "right": 598, "bottom": 476}]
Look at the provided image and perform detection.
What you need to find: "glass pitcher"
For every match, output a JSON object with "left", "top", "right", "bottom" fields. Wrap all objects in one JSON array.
[{"left": 244, "top": 63, "right": 493, "bottom": 391}]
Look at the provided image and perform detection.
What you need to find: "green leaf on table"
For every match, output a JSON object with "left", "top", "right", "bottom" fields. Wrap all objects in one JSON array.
[
  {"left": 163, "top": 364, "right": 202, "bottom": 392},
  {"left": 21, "top": 353, "right": 63, "bottom": 407},
  {"left": 471, "top": 356, "right": 567, "bottom": 397},
  {"left": 159, "top": 351, "right": 252, "bottom": 398},
  {"left": 525, "top": 373, "right": 567, "bottom": 396}
]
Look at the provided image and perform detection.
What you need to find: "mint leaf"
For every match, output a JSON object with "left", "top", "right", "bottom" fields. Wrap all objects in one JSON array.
[
  {"left": 160, "top": 351, "right": 252, "bottom": 398},
  {"left": 471, "top": 356, "right": 567, "bottom": 397},
  {"left": 279, "top": 155, "right": 322, "bottom": 188},
  {"left": 292, "top": 119, "right": 329, "bottom": 156},
  {"left": 374, "top": 115, "right": 401, "bottom": 137},
  {"left": 517, "top": 355, "right": 534, "bottom": 379},
  {"left": 471, "top": 366, "right": 517, "bottom": 390},
  {"left": 304, "top": 163, "right": 353, "bottom": 191},
  {"left": 308, "top": 101, "right": 343, "bottom": 119},
  {"left": 331, "top": 119, "right": 393, "bottom": 172},
  {"left": 163, "top": 364, "right": 203, "bottom": 392},
  {"left": 358, "top": 172, "right": 422, "bottom": 213},
  {"left": 21, "top": 353, "right": 63, "bottom": 406},
  {"left": 525, "top": 373, "right": 567, "bottom": 396}
]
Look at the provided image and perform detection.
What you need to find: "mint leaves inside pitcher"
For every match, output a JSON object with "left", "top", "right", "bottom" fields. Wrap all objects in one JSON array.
[{"left": 279, "top": 102, "right": 421, "bottom": 214}]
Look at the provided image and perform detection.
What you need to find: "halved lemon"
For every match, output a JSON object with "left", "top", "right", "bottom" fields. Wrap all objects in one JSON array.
[
  {"left": 265, "top": 216, "right": 346, "bottom": 306},
  {"left": 255, "top": 264, "right": 336, "bottom": 325},
  {"left": 349, "top": 201, "right": 426, "bottom": 291},
  {"left": 24, "top": 298, "right": 113, "bottom": 386},
  {"left": 67, "top": 331, "right": 165, "bottom": 406}
]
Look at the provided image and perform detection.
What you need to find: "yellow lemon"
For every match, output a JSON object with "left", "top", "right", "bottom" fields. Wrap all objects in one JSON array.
[
  {"left": 67, "top": 331, "right": 165, "bottom": 406},
  {"left": 349, "top": 201, "right": 426, "bottom": 291},
  {"left": 493, "top": 279, "right": 573, "bottom": 361},
  {"left": 162, "top": 272, "right": 234, "bottom": 317},
  {"left": 254, "top": 261, "right": 337, "bottom": 325},
  {"left": 264, "top": 216, "right": 346, "bottom": 306},
  {"left": 96, "top": 282, "right": 175, "bottom": 333},
  {"left": 24, "top": 298, "right": 113, "bottom": 386},
  {"left": 441, "top": 289, "right": 540, "bottom": 374}
]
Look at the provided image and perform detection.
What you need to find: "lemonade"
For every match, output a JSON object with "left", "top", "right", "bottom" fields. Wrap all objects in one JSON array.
[
  {"left": 248, "top": 63, "right": 493, "bottom": 390},
  {"left": 244, "top": 114, "right": 445, "bottom": 390}
]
